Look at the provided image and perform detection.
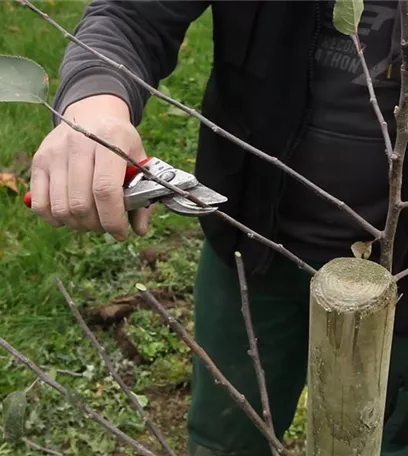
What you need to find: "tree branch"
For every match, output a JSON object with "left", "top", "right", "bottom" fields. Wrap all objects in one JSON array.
[
  {"left": 44, "top": 101, "right": 317, "bottom": 277},
  {"left": 0, "top": 338, "right": 158, "bottom": 456},
  {"left": 17, "top": 0, "right": 381, "bottom": 241},
  {"left": 379, "top": 3, "right": 408, "bottom": 271},
  {"left": 55, "top": 277, "right": 176, "bottom": 456},
  {"left": 234, "top": 252, "right": 280, "bottom": 456},
  {"left": 135, "top": 284, "right": 289, "bottom": 455},
  {"left": 0, "top": 425, "right": 63, "bottom": 456},
  {"left": 352, "top": 35, "right": 394, "bottom": 163},
  {"left": 394, "top": 267, "right": 408, "bottom": 282}
]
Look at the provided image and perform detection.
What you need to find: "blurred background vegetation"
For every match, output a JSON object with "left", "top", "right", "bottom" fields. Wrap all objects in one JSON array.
[{"left": 0, "top": 2, "right": 306, "bottom": 454}]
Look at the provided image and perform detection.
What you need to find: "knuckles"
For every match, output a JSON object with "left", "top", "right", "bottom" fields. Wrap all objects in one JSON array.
[
  {"left": 51, "top": 202, "right": 71, "bottom": 221},
  {"left": 69, "top": 197, "right": 92, "bottom": 218},
  {"left": 93, "top": 179, "right": 118, "bottom": 201}
]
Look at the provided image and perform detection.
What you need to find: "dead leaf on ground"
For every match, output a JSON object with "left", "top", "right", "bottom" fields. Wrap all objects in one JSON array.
[
  {"left": 0, "top": 171, "right": 27, "bottom": 193},
  {"left": 139, "top": 247, "right": 169, "bottom": 270},
  {"left": 115, "top": 320, "right": 144, "bottom": 364},
  {"left": 83, "top": 289, "right": 176, "bottom": 326}
]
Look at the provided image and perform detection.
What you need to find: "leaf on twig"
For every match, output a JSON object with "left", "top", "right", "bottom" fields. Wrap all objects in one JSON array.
[
  {"left": 2, "top": 390, "right": 27, "bottom": 444},
  {"left": 333, "top": 0, "right": 364, "bottom": 35},
  {"left": 0, "top": 55, "right": 49, "bottom": 103},
  {"left": 351, "top": 240, "right": 373, "bottom": 259}
]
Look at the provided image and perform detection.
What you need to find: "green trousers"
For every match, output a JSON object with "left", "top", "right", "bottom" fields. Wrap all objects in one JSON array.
[{"left": 187, "top": 241, "right": 408, "bottom": 456}]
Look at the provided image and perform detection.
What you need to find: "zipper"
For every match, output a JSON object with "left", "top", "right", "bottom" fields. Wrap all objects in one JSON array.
[{"left": 254, "top": 0, "right": 322, "bottom": 275}]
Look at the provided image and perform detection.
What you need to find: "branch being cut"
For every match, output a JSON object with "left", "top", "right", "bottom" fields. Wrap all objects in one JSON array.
[
  {"left": 135, "top": 284, "right": 288, "bottom": 456},
  {"left": 45, "top": 101, "right": 317, "bottom": 276},
  {"left": 0, "top": 338, "right": 158, "bottom": 456},
  {"left": 55, "top": 277, "right": 176, "bottom": 456},
  {"left": 16, "top": 0, "right": 380, "bottom": 241},
  {"left": 234, "top": 252, "right": 279, "bottom": 456}
]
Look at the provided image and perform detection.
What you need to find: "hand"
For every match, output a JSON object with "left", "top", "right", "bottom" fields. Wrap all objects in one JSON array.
[{"left": 30, "top": 94, "right": 154, "bottom": 240}]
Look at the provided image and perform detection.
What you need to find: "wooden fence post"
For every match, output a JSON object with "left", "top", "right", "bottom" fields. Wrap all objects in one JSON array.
[{"left": 307, "top": 257, "right": 398, "bottom": 456}]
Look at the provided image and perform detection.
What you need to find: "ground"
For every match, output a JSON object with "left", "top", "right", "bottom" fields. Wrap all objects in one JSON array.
[{"left": 0, "top": 1, "right": 306, "bottom": 455}]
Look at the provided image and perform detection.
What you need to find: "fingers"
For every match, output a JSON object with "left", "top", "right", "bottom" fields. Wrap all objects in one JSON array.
[
  {"left": 30, "top": 161, "right": 62, "bottom": 227},
  {"left": 93, "top": 141, "right": 129, "bottom": 240},
  {"left": 48, "top": 149, "right": 84, "bottom": 231},
  {"left": 129, "top": 204, "right": 155, "bottom": 236},
  {"left": 30, "top": 113, "right": 151, "bottom": 239},
  {"left": 68, "top": 137, "right": 103, "bottom": 232}
]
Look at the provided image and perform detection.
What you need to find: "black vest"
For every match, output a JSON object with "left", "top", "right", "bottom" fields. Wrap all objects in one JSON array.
[{"left": 195, "top": 1, "right": 408, "bottom": 336}]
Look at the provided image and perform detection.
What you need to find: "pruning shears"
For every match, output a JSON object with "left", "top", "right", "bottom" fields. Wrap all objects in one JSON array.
[{"left": 23, "top": 157, "right": 227, "bottom": 217}]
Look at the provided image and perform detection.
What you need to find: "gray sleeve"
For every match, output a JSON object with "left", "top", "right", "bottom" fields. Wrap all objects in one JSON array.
[{"left": 52, "top": 0, "right": 210, "bottom": 125}]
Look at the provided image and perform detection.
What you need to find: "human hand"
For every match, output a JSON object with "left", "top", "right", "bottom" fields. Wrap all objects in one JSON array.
[{"left": 30, "top": 95, "right": 154, "bottom": 240}]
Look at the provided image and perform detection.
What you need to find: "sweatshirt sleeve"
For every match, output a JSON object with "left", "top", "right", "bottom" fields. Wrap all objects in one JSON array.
[{"left": 52, "top": 1, "right": 210, "bottom": 125}]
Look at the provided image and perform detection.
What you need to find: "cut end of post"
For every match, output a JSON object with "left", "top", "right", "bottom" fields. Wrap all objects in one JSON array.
[
  {"left": 234, "top": 251, "right": 242, "bottom": 258},
  {"left": 311, "top": 257, "right": 396, "bottom": 314},
  {"left": 136, "top": 283, "right": 147, "bottom": 292}
]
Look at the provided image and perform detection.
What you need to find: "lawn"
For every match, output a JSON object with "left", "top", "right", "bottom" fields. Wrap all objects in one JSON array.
[{"left": 0, "top": 1, "right": 306, "bottom": 455}]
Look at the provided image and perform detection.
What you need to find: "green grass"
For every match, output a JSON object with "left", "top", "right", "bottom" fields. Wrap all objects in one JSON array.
[{"left": 0, "top": 2, "right": 306, "bottom": 455}]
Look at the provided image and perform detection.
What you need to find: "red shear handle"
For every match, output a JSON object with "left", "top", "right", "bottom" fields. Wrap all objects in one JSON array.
[{"left": 23, "top": 156, "right": 152, "bottom": 209}]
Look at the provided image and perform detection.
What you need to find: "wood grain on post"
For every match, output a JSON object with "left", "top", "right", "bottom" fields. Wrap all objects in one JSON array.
[{"left": 307, "top": 258, "right": 398, "bottom": 456}]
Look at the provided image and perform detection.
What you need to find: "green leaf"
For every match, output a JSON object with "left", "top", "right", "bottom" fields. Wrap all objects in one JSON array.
[
  {"left": 0, "top": 55, "right": 49, "bottom": 103},
  {"left": 333, "top": 0, "right": 364, "bottom": 35},
  {"left": 2, "top": 390, "right": 27, "bottom": 444}
]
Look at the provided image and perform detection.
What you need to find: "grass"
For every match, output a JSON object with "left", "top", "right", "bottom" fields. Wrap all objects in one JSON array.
[{"left": 0, "top": 1, "right": 306, "bottom": 455}]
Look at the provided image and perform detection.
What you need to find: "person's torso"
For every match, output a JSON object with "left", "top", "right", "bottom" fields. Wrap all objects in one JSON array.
[{"left": 278, "top": 0, "right": 401, "bottom": 263}]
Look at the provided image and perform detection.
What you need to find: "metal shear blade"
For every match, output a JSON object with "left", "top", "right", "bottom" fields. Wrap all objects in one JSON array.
[
  {"left": 123, "top": 157, "right": 227, "bottom": 217},
  {"left": 161, "top": 184, "right": 227, "bottom": 216}
]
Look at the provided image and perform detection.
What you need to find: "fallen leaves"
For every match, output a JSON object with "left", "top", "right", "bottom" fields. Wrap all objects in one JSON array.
[{"left": 0, "top": 170, "right": 27, "bottom": 193}]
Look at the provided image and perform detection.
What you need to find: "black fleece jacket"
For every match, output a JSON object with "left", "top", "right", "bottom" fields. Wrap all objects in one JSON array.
[{"left": 53, "top": 1, "right": 408, "bottom": 335}]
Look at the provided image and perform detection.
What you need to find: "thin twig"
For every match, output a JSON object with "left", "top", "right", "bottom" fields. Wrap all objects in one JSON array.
[
  {"left": 17, "top": 0, "right": 381, "bottom": 241},
  {"left": 55, "top": 277, "right": 176, "bottom": 456},
  {"left": 379, "top": 4, "right": 408, "bottom": 271},
  {"left": 394, "top": 267, "right": 408, "bottom": 282},
  {"left": 40, "top": 367, "right": 83, "bottom": 378},
  {"left": 352, "top": 35, "right": 394, "bottom": 164},
  {"left": 0, "top": 355, "right": 84, "bottom": 377},
  {"left": 21, "top": 438, "right": 63, "bottom": 456},
  {"left": 234, "top": 252, "right": 279, "bottom": 456},
  {"left": 25, "top": 377, "right": 40, "bottom": 394},
  {"left": 135, "top": 284, "right": 288, "bottom": 455},
  {"left": 0, "top": 338, "right": 158, "bottom": 456},
  {"left": 44, "top": 100, "right": 317, "bottom": 276},
  {"left": 0, "top": 426, "right": 63, "bottom": 456}
]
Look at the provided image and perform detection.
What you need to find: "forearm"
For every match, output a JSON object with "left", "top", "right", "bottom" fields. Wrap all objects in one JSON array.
[{"left": 53, "top": 0, "right": 210, "bottom": 125}]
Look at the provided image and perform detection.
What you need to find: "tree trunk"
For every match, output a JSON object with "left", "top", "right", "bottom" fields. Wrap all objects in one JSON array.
[{"left": 307, "top": 257, "right": 398, "bottom": 456}]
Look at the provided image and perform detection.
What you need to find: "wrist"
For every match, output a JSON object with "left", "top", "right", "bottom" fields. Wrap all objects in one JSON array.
[{"left": 64, "top": 94, "right": 131, "bottom": 122}]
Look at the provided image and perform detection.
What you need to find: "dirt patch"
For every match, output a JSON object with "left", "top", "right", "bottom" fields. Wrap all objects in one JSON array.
[
  {"left": 136, "top": 386, "right": 190, "bottom": 455},
  {"left": 84, "top": 288, "right": 176, "bottom": 327}
]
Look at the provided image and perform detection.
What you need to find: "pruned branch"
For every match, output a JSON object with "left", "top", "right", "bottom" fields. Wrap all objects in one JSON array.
[
  {"left": 16, "top": 0, "right": 381, "bottom": 242},
  {"left": 0, "top": 338, "right": 159, "bottom": 456},
  {"left": 44, "top": 100, "right": 317, "bottom": 277},
  {"left": 0, "top": 425, "right": 63, "bottom": 456},
  {"left": 55, "top": 277, "right": 176, "bottom": 456},
  {"left": 234, "top": 252, "right": 279, "bottom": 456},
  {"left": 135, "top": 284, "right": 288, "bottom": 455}
]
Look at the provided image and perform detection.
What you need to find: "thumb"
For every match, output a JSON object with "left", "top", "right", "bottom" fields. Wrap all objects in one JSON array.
[{"left": 129, "top": 204, "right": 155, "bottom": 236}]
